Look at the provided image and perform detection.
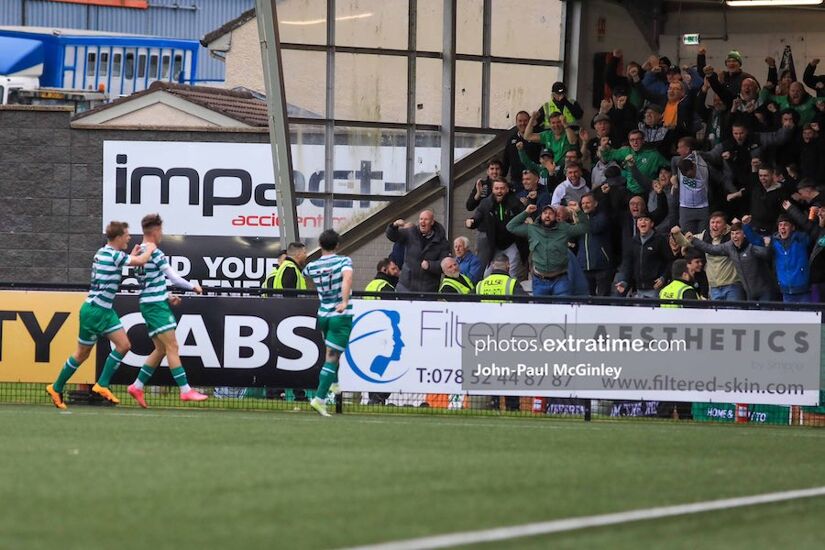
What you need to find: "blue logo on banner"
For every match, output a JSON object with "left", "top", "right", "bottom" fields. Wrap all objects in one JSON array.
[{"left": 345, "top": 309, "right": 406, "bottom": 384}]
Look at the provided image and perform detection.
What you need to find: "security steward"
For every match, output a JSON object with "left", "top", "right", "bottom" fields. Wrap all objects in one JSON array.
[
  {"left": 475, "top": 254, "right": 523, "bottom": 299},
  {"left": 262, "top": 242, "right": 308, "bottom": 296},
  {"left": 261, "top": 242, "right": 308, "bottom": 401},
  {"left": 438, "top": 257, "right": 474, "bottom": 294},
  {"left": 659, "top": 259, "right": 698, "bottom": 308},
  {"left": 658, "top": 258, "right": 697, "bottom": 420},
  {"left": 364, "top": 258, "right": 400, "bottom": 299},
  {"left": 362, "top": 258, "right": 399, "bottom": 405},
  {"left": 475, "top": 253, "right": 523, "bottom": 412}
]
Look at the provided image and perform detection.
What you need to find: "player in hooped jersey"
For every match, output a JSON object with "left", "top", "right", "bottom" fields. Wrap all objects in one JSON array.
[
  {"left": 126, "top": 213, "right": 207, "bottom": 407},
  {"left": 46, "top": 221, "right": 156, "bottom": 409},
  {"left": 302, "top": 229, "right": 354, "bottom": 417}
]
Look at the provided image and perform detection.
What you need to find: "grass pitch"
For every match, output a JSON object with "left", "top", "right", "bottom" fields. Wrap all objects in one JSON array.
[{"left": 2, "top": 404, "right": 824, "bottom": 550}]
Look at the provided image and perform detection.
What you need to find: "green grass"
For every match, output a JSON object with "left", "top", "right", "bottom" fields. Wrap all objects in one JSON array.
[{"left": 2, "top": 404, "right": 825, "bottom": 550}]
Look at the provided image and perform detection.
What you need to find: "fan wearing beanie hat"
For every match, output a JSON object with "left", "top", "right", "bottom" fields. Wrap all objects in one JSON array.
[
  {"left": 710, "top": 47, "right": 756, "bottom": 96},
  {"left": 726, "top": 50, "right": 743, "bottom": 68}
]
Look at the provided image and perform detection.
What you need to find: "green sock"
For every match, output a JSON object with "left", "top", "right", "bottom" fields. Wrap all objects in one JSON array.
[
  {"left": 170, "top": 366, "right": 189, "bottom": 390},
  {"left": 133, "top": 365, "right": 155, "bottom": 389},
  {"left": 315, "top": 362, "right": 338, "bottom": 398},
  {"left": 96, "top": 350, "right": 124, "bottom": 388},
  {"left": 53, "top": 357, "right": 80, "bottom": 393}
]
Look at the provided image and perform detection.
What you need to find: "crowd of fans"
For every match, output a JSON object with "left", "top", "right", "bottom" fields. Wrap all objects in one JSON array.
[
  {"left": 264, "top": 50, "right": 825, "bottom": 412},
  {"left": 377, "top": 47, "right": 825, "bottom": 303}
]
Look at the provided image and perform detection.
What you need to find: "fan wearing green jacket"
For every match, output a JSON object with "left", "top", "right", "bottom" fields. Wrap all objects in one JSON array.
[
  {"left": 598, "top": 129, "right": 668, "bottom": 195},
  {"left": 506, "top": 203, "right": 589, "bottom": 297}
]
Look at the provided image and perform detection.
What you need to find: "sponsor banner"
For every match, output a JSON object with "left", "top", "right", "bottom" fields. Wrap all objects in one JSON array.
[
  {"left": 339, "top": 300, "right": 822, "bottom": 406},
  {"left": 691, "top": 403, "right": 790, "bottom": 425},
  {"left": 97, "top": 295, "right": 325, "bottom": 388},
  {"left": 120, "top": 235, "right": 280, "bottom": 289},
  {"left": 462, "top": 321, "right": 821, "bottom": 403},
  {"left": 0, "top": 291, "right": 96, "bottom": 383},
  {"left": 102, "top": 141, "right": 472, "bottom": 238}
]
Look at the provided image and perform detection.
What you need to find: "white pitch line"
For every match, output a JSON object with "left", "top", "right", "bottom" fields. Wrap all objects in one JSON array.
[{"left": 342, "top": 486, "right": 825, "bottom": 550}]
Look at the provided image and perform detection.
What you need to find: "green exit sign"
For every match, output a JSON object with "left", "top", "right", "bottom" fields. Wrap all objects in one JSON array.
[{"left": 683, "top": 34, "right": 700, "bottom": 45}]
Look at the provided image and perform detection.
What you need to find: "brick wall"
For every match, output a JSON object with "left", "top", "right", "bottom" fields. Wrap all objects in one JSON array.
[
  {"left": 0, "top": 106, "right": 268, "bottom": 284},
  {"left": 0, "top": 106, "right": 498, "bottom": 288}
]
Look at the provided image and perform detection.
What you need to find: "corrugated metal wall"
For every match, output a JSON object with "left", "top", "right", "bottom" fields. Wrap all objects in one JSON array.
[{"left": 0, "top": 0, "right": 255, "bottom": 83}]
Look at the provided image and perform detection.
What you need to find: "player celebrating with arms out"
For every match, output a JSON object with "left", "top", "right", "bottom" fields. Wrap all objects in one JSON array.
[
  {"left": 46, "top": 221, "right": 156, "bottom": 409},
  {"left": 303, "top": 229, "right": 354, "bottom": 417},
  {"left": 126, "top": 214, "right": 207, "bottom": 407}
]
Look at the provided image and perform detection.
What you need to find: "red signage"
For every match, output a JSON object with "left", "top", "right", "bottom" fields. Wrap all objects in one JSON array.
[{"left": 50, "top": 0, "right": 149, "bottom": 9}]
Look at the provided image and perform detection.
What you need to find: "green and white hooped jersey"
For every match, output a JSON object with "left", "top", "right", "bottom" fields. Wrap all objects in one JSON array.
[
  {"left": 303, "top": 254, "right": 353, "bottom": 317},
  {"left": 136, "top": 245, "right": 170, "bottom": 304},
  {"left": 86, "top": 245, "right": 131, "bottom": 309}
]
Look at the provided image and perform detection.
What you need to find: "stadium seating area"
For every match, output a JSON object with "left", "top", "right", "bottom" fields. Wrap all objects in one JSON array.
[{"left": 382, "top": 47, "right": 825, "bottom": 304}]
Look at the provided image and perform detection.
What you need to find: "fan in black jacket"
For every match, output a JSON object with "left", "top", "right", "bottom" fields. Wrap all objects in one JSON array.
[
  {"left": 465, "top": 179, "right": 526, "bottom": 278},
  {"left": 501, "top": 111, "right": 541, "bottom": 190},
  {"left": 615, "top": 213, "right": 674, "bottom": 298},
  {"left": 803, "top": 59, "right": 825, "bottom": 99}
]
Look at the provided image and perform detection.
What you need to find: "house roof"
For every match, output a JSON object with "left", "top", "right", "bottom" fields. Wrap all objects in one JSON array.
[
  {"left": 200, "top": 8, "right": 256, "bottom": 47},
  {"left": 72, "top": 81, "right": 270, "bottom": 126}
]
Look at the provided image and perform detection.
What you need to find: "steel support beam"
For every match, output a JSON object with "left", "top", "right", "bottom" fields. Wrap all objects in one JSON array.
[
  {"left": 323, "top": 0, "right": 336, "bottom": 231},
  {"left": 440, "top": 0, "right": 457, "bottom": 236},
  {"left": 256, "top": 0, "right": 299, "bottom": 245},
  {"left": 405, "top": 0, "right": 418, "bottom": 192},
  {"left": 564, "top": 1, "right": 582, "bottom": 100},
  {"left": 481, "top": 0, "right": 492, "bottom": 128}
]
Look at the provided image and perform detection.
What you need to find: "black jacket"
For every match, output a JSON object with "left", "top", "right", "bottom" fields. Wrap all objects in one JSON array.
[
  {"left": 617, "top": 232, "right": 673, "bottom": 290},
  {"left": 576, "top": 206, "right": 612, "bottom": 272},
  {"left": 386, "top": 221, "right": 451, "bottom": 292},
  {"left": 606, "top": 105, "right": 639, "bottom": 146},
  {"left": 468, "top": 194, "right": 526, "bottom": 258},
  {"left": 466, "top": 178, "right": 494, "bottom": 211},
  {"left": 743, "top": 174, "right": 789, "bottom": 234},
  {"left": 694, "top": 89, "right": 733, "bottom": 145},
  {"left": 502, "top": 130, "right": 541, "bottom": 189},
  {"left": 799, "top": 136, "right": 825, "bottom": 183},
  {"left": 803, "top": 63, "right": 825, "bottom": 98}
]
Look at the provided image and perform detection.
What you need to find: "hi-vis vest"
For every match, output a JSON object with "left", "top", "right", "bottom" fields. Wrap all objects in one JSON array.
[
  {"left": 263, "top": 259, "right": 307, "bottom": 291},
  {"left": 476, "top": 273, "right": 518, "bottom": 303},
  {"left": 542, "top": 99, "right": 576, "bottom": 127},
  {"left": 659, "top": 279, "right": 692, "bottom": 308},
  {"left": 364, "top": 277, "right": 395, "bottom": 300},
  {"left": 439, "top": 274, "right": 473, "bottom": 294}
]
